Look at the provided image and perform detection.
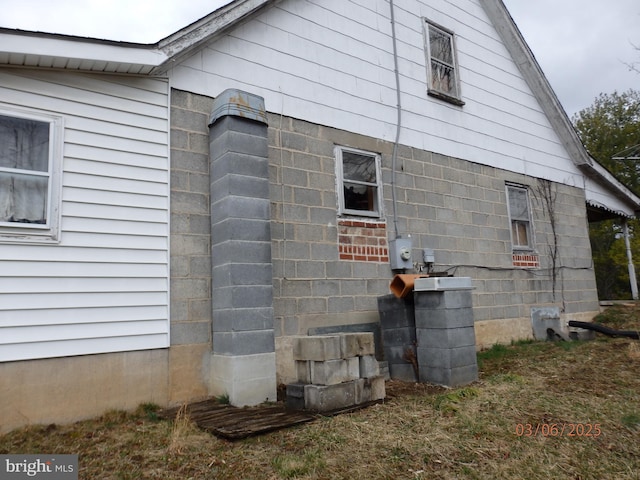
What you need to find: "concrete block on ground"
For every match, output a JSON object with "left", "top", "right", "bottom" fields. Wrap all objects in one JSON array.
[
  {"left": 285, "top": 382, "right": 306, "bottom": 410},
  {"left": 340, "top": 332, "right": 375, "bottom": 358},
  {"left": 310, "top": 359, "right": 350, "bottom": 385},
  {"left": 568, "top": 327, "right": 596, "bottom": 341},
  {"left": 293, "top": 335, "right": 341, "bottom": 361},
  {"left": 359, "top": 355, "right": 381, "bottom": 378},
  {"left": 416, "top": 345, "right": 477, "bottom": 370},
  {"left": 355, "top": 375, "right": 386, "bottom": 404},
  {"left": 531, "top": 306, "right": 563, "bottom": 341},
  {"left": 211, "top": 352, "right": 277, "bottom": 406},
  {"left": 369, "top": 375, "right": 386, "bottom": 401},
  {"left": 304, "top": 381, "right": 357, "bottom": 412},
  {"left": 419, "top": 364, "right": 478, "bottom": 387}
]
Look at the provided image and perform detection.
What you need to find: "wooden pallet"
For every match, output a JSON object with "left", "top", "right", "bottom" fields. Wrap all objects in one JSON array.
[
  {"left": 159, "top": 400, "right": 316, "bottom": 440},
  {"left": 159, "top": 398, "right": 382, "bottom": 440}
]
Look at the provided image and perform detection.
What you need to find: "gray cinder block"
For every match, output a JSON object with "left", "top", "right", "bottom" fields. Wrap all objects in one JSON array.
[
  {"left": 293, "top": 335, "right": 342, "bottom": 361},
  {"left": 296, "top": 360, "right": 311, "bottom": 384},
  {"left": 355, "top": 375, "right": 386, "bottom": 404},
  {"left": 416, "top": 326, "right": 477, "bottom": 348},
  {"left": 304, "top": 382, "right": 357, "bottom": 412},
  {"left": 359, "top": 355, "right": 381, "bottom": 378},
  {"left": 419, "top": 364, "right": 478, "bottom": 387},
  {"left": 340, "top": 332, "right": 375, "bottom": 358},
  {"left": 310, "top": 359, "right": 350, "bottom": 386},
  {"left": 286, "top": 382, "right": 306, "bottom": 410}
]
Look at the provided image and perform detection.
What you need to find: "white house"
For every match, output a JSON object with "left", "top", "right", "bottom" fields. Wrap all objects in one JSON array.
[{"left": 1, "top": 0, "right": 638, "bottom": 432}]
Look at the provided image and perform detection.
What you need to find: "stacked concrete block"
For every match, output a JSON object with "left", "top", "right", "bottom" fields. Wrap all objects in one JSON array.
[
  {"left": 208, "top": 89, "right": 277, "bottom": 406},
  {"left": 286, "top": 333, "right": 385, "bottom": 412},
  {"left": 377, "top": 294, "right": 418, "bottom": 382},
  {"left": 413, "top": 278, "right": 478, "bottom": 387}
]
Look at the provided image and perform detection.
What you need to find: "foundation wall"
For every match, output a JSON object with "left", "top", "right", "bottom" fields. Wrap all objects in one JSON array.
[{"left": 0, "top": 351, "right": 168, "bottom": 434}]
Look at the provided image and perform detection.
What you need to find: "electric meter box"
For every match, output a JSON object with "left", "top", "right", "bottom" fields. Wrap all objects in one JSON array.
[{"left": 389, "top": 237, "right": 413, "bottom": 270}]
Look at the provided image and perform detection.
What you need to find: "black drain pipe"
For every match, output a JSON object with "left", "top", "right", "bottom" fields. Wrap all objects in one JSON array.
[{"left": 568, "top": 321, "right": 639, "bottom": 340}]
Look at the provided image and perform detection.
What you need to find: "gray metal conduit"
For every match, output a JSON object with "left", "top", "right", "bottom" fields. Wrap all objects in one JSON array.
[{"left": 389, "top": 0, "right": 402, "bottom": 240}]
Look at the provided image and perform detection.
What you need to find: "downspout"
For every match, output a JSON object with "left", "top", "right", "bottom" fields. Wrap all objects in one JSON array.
[
  {"left": 622, "top": 219, "right": 639, "bottom": 300},
  {"left": 389, "top": 0, "right": 402, "bottom": 240}
]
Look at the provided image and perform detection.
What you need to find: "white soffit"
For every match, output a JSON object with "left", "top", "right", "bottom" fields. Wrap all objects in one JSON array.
[{"left": 0, "top": 29, "right": 167, "bottom": 74}]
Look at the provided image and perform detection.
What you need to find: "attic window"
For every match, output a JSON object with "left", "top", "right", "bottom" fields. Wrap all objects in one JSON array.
[{"left": 424, "top": 20, "right": 464, "bottom": 106}]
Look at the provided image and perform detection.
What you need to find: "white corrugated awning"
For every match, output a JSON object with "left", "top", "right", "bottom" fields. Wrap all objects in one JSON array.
[{"left": 586, "top": 199, "right": 634, "bottom": 221}]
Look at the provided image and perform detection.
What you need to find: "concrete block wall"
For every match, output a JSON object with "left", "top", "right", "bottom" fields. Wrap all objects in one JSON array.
[
  {"left": 268, "top": 113, "right": 394, "bottom": 341},
  {"left": 169, "top": 89, "right": 216, "bottom": 401},
  {"left": 267, "top": 112, "right": 599, "bottom": 353},
  {"left": 170, "top": 88, "right": 600, "bottom": 387}
]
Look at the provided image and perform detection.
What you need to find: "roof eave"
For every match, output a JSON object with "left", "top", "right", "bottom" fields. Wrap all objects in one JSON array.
[
  {"left": 152, "top": 0, "right": 277, "bottom": 75},
  {"left": 0, "top": 28, "right": 166, "bottom": 74},
  {"left": 580, "top": 160, "right": 640, "bottom": 215},
  {"left": 480, "top": 0, "right": 593, "bottom": 168},
  {"left": 480, "top": 0, "right": 640, "bottom": 217},
  {"left": 0, "top": 0, "right": 276, "bottom": 75}
]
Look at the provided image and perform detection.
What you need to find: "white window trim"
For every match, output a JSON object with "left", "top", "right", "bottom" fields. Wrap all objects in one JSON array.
[
  {"left": 423, "top": 19, "right": 465, "bottom": 106},
  {"left": 0, "top": 105, "right": 63, "bottom": 244},
  {"left": 335, "top": 145, "right": 383, "bottom": 218},
  {"left": 506, "top": 183, "right": 535, "bottom": 252}
]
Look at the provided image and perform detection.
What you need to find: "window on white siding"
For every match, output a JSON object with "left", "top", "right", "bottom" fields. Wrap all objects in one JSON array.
[
  {"left": 0, "top": 107, "right": 62, "bottom": 243},
  {"left": 335, "top": 146, "right": 383, "bottom": 218},
  {"left": 424, "top": 20, "right": 464, "bottom": 106},
  {"left": 506, "top": 184, "right": 534, "bottom": 250}
]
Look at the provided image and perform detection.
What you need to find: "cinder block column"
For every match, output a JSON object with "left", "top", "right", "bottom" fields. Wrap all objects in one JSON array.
[
  {"left": 208, "top": 89, "right": 276, "bottom": 406},
  {"left": 377, "top": 294, "right": 417, "bottom": 382},
  {"left": 413, "top": 278, "right": 478, "bottom": 387}
]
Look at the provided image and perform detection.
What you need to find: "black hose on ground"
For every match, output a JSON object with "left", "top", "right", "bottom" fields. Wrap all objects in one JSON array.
[{"left": 568, "top": 321, "right": 639, "bottom": 340}]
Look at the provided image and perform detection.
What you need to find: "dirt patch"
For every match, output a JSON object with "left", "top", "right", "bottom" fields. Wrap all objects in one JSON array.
[{"left": 385, "top": 379, "right": 447, "bottom": 397}]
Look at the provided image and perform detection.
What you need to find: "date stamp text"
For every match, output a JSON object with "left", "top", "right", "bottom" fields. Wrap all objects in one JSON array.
[{"left": 515, "top": 423, "right": 601, "bottom": 438}]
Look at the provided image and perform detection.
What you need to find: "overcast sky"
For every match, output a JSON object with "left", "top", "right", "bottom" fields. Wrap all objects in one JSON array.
[{"left": 1, "top": 0, "right": 638, "bottom": 118}]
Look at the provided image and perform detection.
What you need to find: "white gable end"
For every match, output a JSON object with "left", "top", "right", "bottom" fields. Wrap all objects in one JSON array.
[{"left": 168, "top": 0, "right": 585, "bottom": 189}]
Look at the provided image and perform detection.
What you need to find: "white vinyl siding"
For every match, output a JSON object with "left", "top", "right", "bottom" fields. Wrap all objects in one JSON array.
[
  {"left": 168, "top": 0, "right": 585, "bottom": 188},
  {"left": 0, "top": 69, "right": 170, "bottom": 362}
]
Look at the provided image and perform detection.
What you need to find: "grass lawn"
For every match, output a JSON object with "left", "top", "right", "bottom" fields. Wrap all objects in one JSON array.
[{"left": 1, "top": 305, "right": 639, "bottom": 479}]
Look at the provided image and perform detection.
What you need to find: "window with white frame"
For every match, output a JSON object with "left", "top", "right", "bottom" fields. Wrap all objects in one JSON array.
[
  {"left": 424, "top": 20, "right": 464, "bottom": 105},
  {"left": 506, "top": 184, "right": 534, "bottom": 250},
  {"left": 335, "top": 146, "right": 383, "bottom": 218},
  {"left": 0, "top": 107, "right": 62, "bottom": 242}
]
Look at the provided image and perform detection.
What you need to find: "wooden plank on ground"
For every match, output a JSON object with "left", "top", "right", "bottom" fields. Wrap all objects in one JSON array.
[{"left": 159, "top": 400, "right": 317, "bottom": 440}]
